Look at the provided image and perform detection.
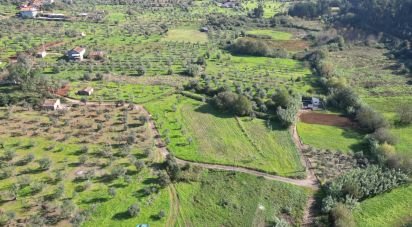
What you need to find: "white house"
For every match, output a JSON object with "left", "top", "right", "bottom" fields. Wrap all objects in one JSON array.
[
  {"left": 20, "top": 7, "right": 38, "bottom": 18},
  {"left": 36, "top": 50, "right": 47, "bottom": 58},
  {"left": 42, "top": 99, "right": 61, "bottom": 111},
  {"left": 67, "top": 47, "right": 86, "bottom": 61}
]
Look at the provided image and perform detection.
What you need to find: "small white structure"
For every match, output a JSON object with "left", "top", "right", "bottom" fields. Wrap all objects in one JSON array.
[
  {"left": 42, "top": 99, "right": 61, "bottom": 111},
  {"left": 36, "top": 50, "right": 47, "bottom": 58},
  {"left": 20, "top": 7, "right": 38, "bottom": 18},
  {"left": 67, "top": 47, "right": 86, "bottom": 61},
  {"left": 302, "top": 97, "right": 322, "bottom": 110},
  {"left": 77, "top": 87, "right": 94, "bottom": 96}
]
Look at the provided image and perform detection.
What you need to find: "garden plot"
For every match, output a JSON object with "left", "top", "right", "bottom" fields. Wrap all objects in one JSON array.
[{"left": 145, "top": 95, "right": 304, "bottom": 177}]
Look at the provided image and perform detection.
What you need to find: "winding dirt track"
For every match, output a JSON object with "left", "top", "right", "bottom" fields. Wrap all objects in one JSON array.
[{"left": 62, "top": 97, "right": 319, "bottom": 225}]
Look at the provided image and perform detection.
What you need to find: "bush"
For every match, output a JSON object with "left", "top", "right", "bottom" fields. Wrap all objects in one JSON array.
[
  {"left": 327, "top": 87, "right": 360, "bottom": 114},
  {"left": 330, "top": 203, "right": 356, "bottom": 227},
  {"left": 213, "top": 91, "right": 252, "bottom": 116},
  {"left": 127, "top": 204, "right": 140, "bottom": 217},
  {"left": 228, "top": 38, "right": 283, "bottom": 57},
  {"left": 396, "top": 105, "right": 412, "bottom": 125},
  {"left": 371, "top": 128, "right": 397, "bottom": 145},
  {"left": 355, "top": 105, "right": 388, "bottom": 133},
  {"left": 183, "top": 64, "right": 201, "bottom": 77},
  {"left": 322, "top": 165, "right": 408, "bottom": 212},
  {"left": 234, "top": 38, "right": 270, "bottom": 56}
]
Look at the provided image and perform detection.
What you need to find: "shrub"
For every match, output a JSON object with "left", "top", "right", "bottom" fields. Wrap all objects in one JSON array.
[
  {"left": 127, "top": 204, "right": 140, "bottom": 217},
  {"left": 396, "top": 105, "right": 412, "bottom": 125},
  {"left": 213, "top": 91, "right": 252, "bottom": 116},
  {"left": 158, "top": 171, "right": 171, "bottom": 188},
  {"left": 355, "top": 105, "right": 388, "bottom": 133},
  {"left": 330, "top": 203, "right": 356, "bottom": 227},
  {"left": 157, "top": 210, "right": 166, "bottom": 219},
  {"left": 36, "top": 157, "right": 52, "bottom": 170},
  {"left": 134, "top": 160, "right": 145, "bottom": 172},
  {"left": 371, "top": 128, "right": 397, "bottom": 145},
  {"left": 183, "top": 64, "right": 201, "bottom": 77},
  {"left": 322, "top": 165, "right": 408, "bottom": 212},
  {"left": 228, "top": 38, "right": 271, "bottom": 57},
  {"left": 327, "top": 87, "right": 360, "bottom": 113}
]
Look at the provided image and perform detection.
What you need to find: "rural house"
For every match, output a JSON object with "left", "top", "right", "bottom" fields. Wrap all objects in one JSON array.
[
  {"left": 20, "top": 7, "right": 38, "bottom": 18},
  {"left": 302, "top": 97, "right": 322, "bottom": 110},
  {"left": 200, "top": 27, "right": 209, "bottom": 32},
  {"left": 36, "top": 50, "right": 47, "bottom": 58},
  {"left": 77, "top": 87, "right": 94, "bottom": 96},
  {"left": 41, "top": 99, "right": 61, "bottom": 111},
  {"left": 67, "top": 47, "right": 86, "bottom": 61}
]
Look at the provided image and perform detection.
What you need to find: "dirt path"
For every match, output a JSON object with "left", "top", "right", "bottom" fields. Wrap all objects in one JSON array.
[{"left": 294, "top": 110, "right": 320, "bottom": 227}]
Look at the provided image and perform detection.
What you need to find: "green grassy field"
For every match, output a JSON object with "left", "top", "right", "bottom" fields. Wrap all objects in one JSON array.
[
  {"left": 362, "top": 96, "right": 412, "bottom": 156},
  {"left": 162, "top": 28, "right": 208, "bottom": 43},
  {"left": 205, "top": 55, "right": 315, "bottom": 95},
  {"left": 242, "top": 1, "right": 288, "bottom": 18},
  {"left": 247, "top": 29, "right": 293, "bottom": 40},
  {"left": 175, "top": 170, "right": 311, "bottom": 226},
  {"left": 353, "top": 184, "right": 412, "bottom": 227},
  {"left": 145, "top": 95, "right": 304, "bottom": 177},
  {"left": 68, "top": 81, "right": 175, "bottom": 103},
  {"left": 328, "top": 47, "right": 412, "bottom": 157},
  {"left": 297, "top": 122, "right": 364, "bottom": 152}
]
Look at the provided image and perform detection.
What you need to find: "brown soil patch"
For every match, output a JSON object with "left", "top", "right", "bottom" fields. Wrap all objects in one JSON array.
[
  {"left": 54, "top": 84, "right": 70, "bottom": 96},
  {"left": 300, "top": 112, "right": 356, "bottom": 128}
]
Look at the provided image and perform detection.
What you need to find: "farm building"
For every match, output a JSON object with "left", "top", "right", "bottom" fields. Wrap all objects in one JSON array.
[
  {"left": 20, "top": 7, "right": 38, "bottom": 18},
  {"left": 77, "top": 87, "right": 94, "bottom": 96},
  {"left": 200, "top": 27, "right": 209, "bottom": 32},
  {"left": 88, "top": 51, "right": 105, "bottom": 60},
  {"left": 41, "top": 99, "right": 62, "bottom": 111},
  {"left": 67, "top": 47, "right": 86, "bottom": 61},
  {"left": 36, "top": 50, "right": 47, "bottom": 58},
  {"left": 302, "top": 97, "right": 322, "bottom": 110}
]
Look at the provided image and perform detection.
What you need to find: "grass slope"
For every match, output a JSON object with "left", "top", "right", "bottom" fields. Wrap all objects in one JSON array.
[
  {"left": 176, "top": 170, "right": 311, "bottom": 226},
  {"left": 162, "top": 28, "right": 208, "bottom": 43},
  {"left": 353, "top": 184, "right": 412, "bottom": 227},
  {"left": 247, "top": 29, "right": 293, "bottom": 40},
  {"left": 145, "top": 95, "right": 303, "bottom": 176},
  {"left": 297, "top": 122, "right": 363, "bottom": 152}
]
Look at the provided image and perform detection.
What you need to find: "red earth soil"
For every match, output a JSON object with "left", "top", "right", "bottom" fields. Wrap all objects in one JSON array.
[
  {"left": 300, "top": 112, "right": 357, "bottom": 128},
  {"left": 54, "top": 84, "right": 70, "bottom": 96}
]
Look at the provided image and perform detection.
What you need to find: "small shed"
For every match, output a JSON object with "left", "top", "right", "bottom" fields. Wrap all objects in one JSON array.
[
  {"left": 20, "top": 7, "right": 38, "bottom": 18},
  {"left": 77, "top": 87, "right": 94, "bottom": 96},
  {"left": 42, "top": 99, "right": 61, "bottom": 111},
  {"left": 302, "top": 97, "right": 322, "bottom": 110},
  {"left": 36, "top": 50, "right": 47, "bottom": 58},
  {"left": 200, "top": 27, "right": 209, "bottom": 33},
  {"left": 67, "top": 47, "right": 86, "bottom": 61}
]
